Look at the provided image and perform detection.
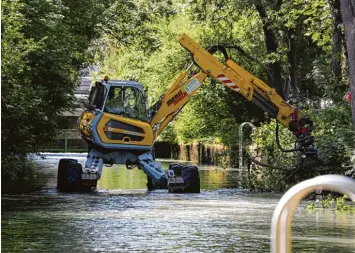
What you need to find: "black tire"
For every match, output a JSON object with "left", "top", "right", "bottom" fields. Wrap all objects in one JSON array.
[
  {"left": 181, "top": 165, "right": 200, "bottom": 193},
  {"left": 169, "top": 164, "right": 200, "bottom": 193},
  {"left": 57, "top": 159, "right": 82, "bottom": 191}
]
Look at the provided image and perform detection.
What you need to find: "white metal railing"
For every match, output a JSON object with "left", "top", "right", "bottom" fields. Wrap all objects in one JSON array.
[{"left": 271, "top": 175, "right": 355, "bottom": 253}]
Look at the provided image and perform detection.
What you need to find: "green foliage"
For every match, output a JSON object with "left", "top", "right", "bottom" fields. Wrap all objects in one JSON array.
[
  {"left": 246, "top": 119, "right": 295, "bottom": 191},
  {"left": 1, "top": 0, "right": 108, "bottom": 181},
  {"left": 306, "top": 201, "right": 315, "bottom": 210},
  {"left": 335, "top": 195, "right": 352, "bottom": 211},
  {"left": 310, "top": 102, "right": 355, "bottom": 166},
  {"left": 251, "top": 119, "right": 299, "bottom": 168},
  {"left": 306, "top": 194, "right": 355, "bottom": 212},
  {"left": 279, "top": 0, "right": 332, "bottom": 50},
  {"left": 1, "top": 154, "right": 36, "bottom": 183},
  {"left": 246, "top": 102, "right": 355, "bottom": 191},
  {"left": 320, "top": 194, "right": 335, "bottom": 208}
]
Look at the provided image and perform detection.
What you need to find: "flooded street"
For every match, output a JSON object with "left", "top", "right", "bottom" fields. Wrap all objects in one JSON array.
[{"left": 2, "top": 153, "right": 355, "bottom": 252}]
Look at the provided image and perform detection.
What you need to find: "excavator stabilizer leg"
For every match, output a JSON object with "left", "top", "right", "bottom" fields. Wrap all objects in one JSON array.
[
  {"left": 137, "top": 153, "right": 201, "bottom": 193},
  {"left": 138, "top": 153, "right": 168, "bottom": 189}
]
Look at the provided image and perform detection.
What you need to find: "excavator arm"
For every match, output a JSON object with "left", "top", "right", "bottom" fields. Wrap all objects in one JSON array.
[
  {"left": 150, "top": 34, "right": 315, "bottom": 155},
  {"left": 150, "top": 70, "right": 207, "bottom": 137}
]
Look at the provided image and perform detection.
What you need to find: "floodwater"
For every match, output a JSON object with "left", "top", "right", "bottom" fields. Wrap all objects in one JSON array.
[{"left": 2, "top": 153, "right": 355, "bottom": 253}]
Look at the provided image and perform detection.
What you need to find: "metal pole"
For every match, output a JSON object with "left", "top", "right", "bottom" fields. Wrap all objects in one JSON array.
[
  {"left": 271, "top": 175, "right": 355, "bottom": 253},
  {"left": 64, "top": 130, "right": 68, "bottom": 153}
]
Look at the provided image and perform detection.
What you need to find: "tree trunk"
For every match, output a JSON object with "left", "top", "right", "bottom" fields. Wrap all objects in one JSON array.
[
  {"left": 255, "top": 3, "right": 285, "bottom": 99},
  {"left": 331, "top": 0, "right": 343, "bottom": 84},
  {"left": 340, "top": 0, "right": 355, "bottom": 126},
  {"left": 287, "top": 28, "right": 299, "bottom": 103}
]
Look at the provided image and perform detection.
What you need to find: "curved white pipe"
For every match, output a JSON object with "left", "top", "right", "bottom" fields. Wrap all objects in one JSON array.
[{"left": 271, "top": 175, "right": 355, "bottom": 253}]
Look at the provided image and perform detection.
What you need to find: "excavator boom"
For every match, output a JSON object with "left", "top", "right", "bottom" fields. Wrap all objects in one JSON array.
[{"left": 178, "top": 34, "right": 295, "bottom": 127}]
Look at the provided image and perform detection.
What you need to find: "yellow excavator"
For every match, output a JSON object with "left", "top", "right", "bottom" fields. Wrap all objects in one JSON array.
[{"left": 57, "top": 34, "right": 316, "bottom": 192}]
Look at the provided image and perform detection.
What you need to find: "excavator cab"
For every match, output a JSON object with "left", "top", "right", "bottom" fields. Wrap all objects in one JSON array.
[
  {"left": 103, "top": 84, "right": 149, "bottom": 121},
  {"left": 88, "top": 81, "right": 149, "bottom": 122},
  {"left": 78, "top": 80, "right": 154, "bottom": 152}
]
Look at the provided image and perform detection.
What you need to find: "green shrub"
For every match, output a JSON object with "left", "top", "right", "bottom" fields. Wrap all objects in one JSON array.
[
  {"left": 310, "top": 101, "right": 355, "bottom": 166},
  {"left": 1, "top": 154, "right": 36, "bottom": 183},
  {"left": 246, "top": 102, "right": 355, "bottom": 191},
  {"left": 247, "top": 119, "right": 302, "bottom": 191},
  {"left": 307, "top": 194, "right": 355, "bottom": 212}
]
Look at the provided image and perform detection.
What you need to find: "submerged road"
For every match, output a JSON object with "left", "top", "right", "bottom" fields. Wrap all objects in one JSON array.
[{"left": 2, "top": 153, "right": 355, "bottom": 252}]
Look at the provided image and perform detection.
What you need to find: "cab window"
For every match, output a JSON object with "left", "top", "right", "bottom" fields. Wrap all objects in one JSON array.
[
  {"left": 104, "top": 86, "right": 148, "bottom": 121},
  {"left": 104, "top": 86, "right": 124, "bottom": 115},
  {"left": 88, "top": 82, "right": 106, "bottom": 110}
]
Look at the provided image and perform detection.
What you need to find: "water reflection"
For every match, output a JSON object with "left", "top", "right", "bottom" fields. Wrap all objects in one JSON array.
[
  {"left": 97, "top": 163, "right": 235, "bottom": 190},
  {"left": 98, "top": 165, "right": 148, "bottom": 190}
]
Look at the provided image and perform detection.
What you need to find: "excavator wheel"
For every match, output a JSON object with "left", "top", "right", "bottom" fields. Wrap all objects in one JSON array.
[
  {"left": 182, "top": 165, "right": 200, "bottom": 193},
  {"left": 168, "top": 164, "right": 200, "bottom": 193},
  {"left": 57, "top": 159, "right": 82, "bottom": 192}
]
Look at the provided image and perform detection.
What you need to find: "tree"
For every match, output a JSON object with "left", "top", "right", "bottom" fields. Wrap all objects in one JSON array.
[
  {"left": 1, "top": 0, "right": 111, "bottom": 181},
  {"left": 340, "top": 0, "right": 355, "bottom": 126},
  {"left": 255, "top": 1, "right": 285, "bottom": 99}
]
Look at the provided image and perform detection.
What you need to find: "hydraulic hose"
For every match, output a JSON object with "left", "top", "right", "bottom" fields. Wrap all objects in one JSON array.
[
  {"left": 206, "top": 43, "right": 276, "bottom": 86},
  {"left": 224, "top": 45, "right": 275, "bottom": 86},
  {"left": 207, "top": 45, "right": 229, "bottom": 60},
  {"left": 275, "top": 123, "right": 302, "bottom": 153},
  {"left": 244, "top": 142, "right": 306, "bottom": 187},
  {"left": 245, "top": 149, "right": 288, "bottom": 170}
]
